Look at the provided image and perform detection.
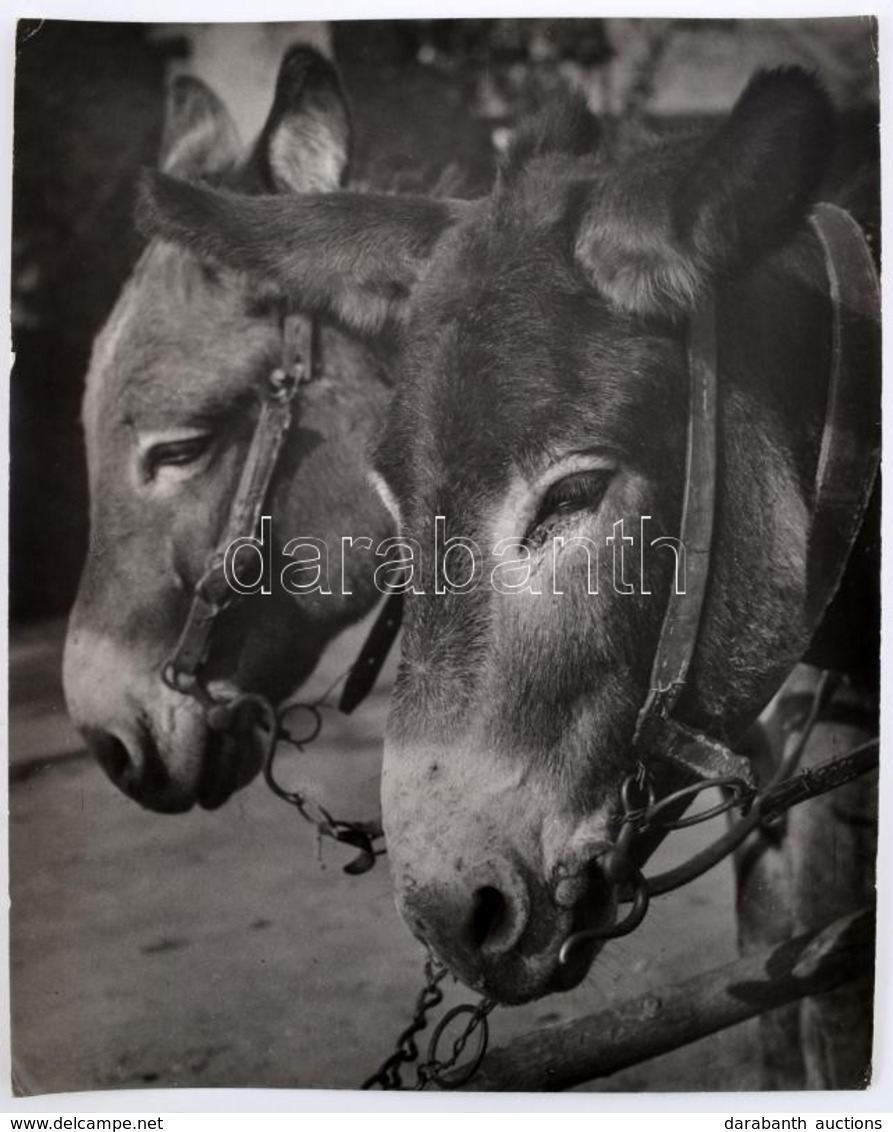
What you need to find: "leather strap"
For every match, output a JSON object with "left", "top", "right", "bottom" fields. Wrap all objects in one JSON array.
[
  {"left": 164, "top": 314, "right": 313, "bottom": 689},
  {"left": 633, "top": 204, "right": 879, "bottom": 790},
  {"left": 805, "top": 203, "right": 881, "bottom": 629},
  {"left": 338, "top": 592, "right": 404, "bottom": 713},
  {"left": 632, "top": 296, "right": 719, "bottom": 767}
]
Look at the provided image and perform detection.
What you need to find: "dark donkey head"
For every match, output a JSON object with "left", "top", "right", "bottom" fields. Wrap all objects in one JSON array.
[
  {"left": 140, "top": 69, "right": 839, "bottom": 998},
  {"left": 64, "top": 48, "right": 392, "bottom": 814}
]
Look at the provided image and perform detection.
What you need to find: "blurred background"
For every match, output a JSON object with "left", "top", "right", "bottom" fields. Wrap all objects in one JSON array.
[{"left": 9, "top": 18, "right": 880, "bottom": 1096}]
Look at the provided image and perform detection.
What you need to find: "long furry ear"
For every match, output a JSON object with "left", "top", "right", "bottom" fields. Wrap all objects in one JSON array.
[
  {"left": 136, "top": 172, "right": 470, "bottom": 336},
  {"left": 575, "top": 68, "right": 835, "bottom": 315},
  {"left": 676, "top": 68, "right": 835, "bottom": 270},
  {"left": 251, "top": 45, "right": 351, "bottom": 193},
  {"left": 160, "top": 76, "right": 241, "bottom": 178}
]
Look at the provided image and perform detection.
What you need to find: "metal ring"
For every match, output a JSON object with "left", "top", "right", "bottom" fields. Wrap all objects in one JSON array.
[
  {"left": 269, "top": 365, "right": 299, "bottom": 401},
  {"left": 161, "top": 662, "right": 190, "bottom": 694},
  {"left": 559, "top": 870, "right": 651, "bottom": 963},
  {"left": 256, "top": 702, "right": 300, "bottom": 806},
  {"left": 425, "top": 1005, "right": 490, "bottom": 1089},
  {"left": 645, "top": 776, "right": 751, "bottom": 830},
  {"left": 611, "top": 822, "right": 640, "bottom": 870},
  {"left": 279, "top": 702, "right": 324, "bottom": 747},
  {"left": 601, "top": 870, "right": 650, "bottom": 932},
  {"left": 621, "top": 769, "right": 656, "bottom": 816}
]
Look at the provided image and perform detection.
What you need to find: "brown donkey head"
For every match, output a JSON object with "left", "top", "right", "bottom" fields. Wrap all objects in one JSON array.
[
  {"left": 139, "top": 69, "right": 836, "bottom": 998},
  {"left": 64, "top": 48, "right": 393, "bottom": 813}
]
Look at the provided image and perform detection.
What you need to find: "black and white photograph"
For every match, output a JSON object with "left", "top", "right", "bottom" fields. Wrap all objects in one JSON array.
[{"left": 8, "top": 14, "right": 882, "bottom": 1103}]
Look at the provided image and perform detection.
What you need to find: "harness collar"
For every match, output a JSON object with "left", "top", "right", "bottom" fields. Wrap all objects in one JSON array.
[{"left": 632, "top": 202, "right": 880, "bottom": 794}]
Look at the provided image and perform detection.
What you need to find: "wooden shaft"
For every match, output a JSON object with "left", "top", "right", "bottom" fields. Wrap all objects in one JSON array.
[{"left": 461, "top": 907, "right": 874, "bottom": 1092}]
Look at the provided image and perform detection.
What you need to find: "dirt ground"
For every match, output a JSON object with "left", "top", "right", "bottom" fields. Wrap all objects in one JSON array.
[{"left": 9, "top": 616, "right": 771, "bottom": 1098}]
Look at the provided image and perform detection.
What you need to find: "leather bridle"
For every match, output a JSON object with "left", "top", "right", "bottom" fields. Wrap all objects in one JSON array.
[
  {"left": 162, "top": 310, "right": 316, "bottom": 705},
  {"left": 160, "top": 309, "right": 391, "bottom": 871}
]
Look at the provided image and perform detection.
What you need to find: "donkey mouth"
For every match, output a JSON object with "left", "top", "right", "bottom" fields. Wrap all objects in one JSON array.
[
  {"left": 464, "top": 916, "right": 604, "bottom": 1006},
  {"left": 197, "top": 726, "right": 259, "bottom": 809},
  {"left": 428, "top": 863, "right": 615, "bottom": 1006},
  {"left": 505, "top": 872, "right": 613, "bottom": 1003},
  {"left": 196, "top": 708, "right": 265, "bottom": 810}
]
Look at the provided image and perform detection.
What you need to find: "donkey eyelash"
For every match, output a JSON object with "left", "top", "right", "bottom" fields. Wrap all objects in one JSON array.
[
  {"left": 525, "top": 469, "right": 614, "bottom": 544},
  {"left": 141, "top": 432, "right": 214, "bottom": 481}
]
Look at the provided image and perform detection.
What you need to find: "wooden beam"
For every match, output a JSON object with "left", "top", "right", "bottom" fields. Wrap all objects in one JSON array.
[{"left": 461, "top": 907, "right": 874, "bottom": 1092}]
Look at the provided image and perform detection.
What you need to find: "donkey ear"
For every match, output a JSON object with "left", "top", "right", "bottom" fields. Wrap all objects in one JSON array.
[
  {"left": 136, "top": 172, "right": 468, "bottom": 336},
  {"left": 576, "top": 68, "right": 835, "bottom": 315},
  {"left": 160, "top": 75, "right": 241, "bottom": 178},
  {"left": 253, "top": 45, "right": 351, "bottom": 193},
  {"left": 675, "top": 69, "right": 834, "bottom": 278}
]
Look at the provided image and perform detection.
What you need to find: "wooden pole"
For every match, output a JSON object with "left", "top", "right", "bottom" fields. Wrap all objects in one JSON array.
[{"left": 460, "top": 907, "right": 874, "bottom": 1092}]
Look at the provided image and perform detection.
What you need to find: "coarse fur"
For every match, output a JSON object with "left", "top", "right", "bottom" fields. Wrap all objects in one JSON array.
[
  {"left": 139, "top": 66, "right": 878, "bottom": 1082},
  {"left": 64, "top": 47, "right": 394, "bottom": 813}
]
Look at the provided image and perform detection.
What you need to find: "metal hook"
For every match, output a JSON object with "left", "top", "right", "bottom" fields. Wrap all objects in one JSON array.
[{"left": 558, "top": 869, "right": 650, "bottom": 963}]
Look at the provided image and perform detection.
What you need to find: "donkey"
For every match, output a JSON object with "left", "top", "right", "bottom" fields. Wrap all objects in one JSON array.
[
  {"left": 63, "top": 47, "right": 393, "bottom": 813},
  {"left": 139, "top": 68, "right": 879, "bottom": 1085}
]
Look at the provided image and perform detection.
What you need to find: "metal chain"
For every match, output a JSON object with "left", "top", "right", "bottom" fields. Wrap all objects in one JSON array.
[
  {"left": 361, "top": 956, "right": 496, "bottom": 1090},
  {"left": 256, "top": 689, "right": 386, "bottom": 876},
  {"left": 559, "top": 674, "right": 878, "bottom": 960},
  {"left": 173, "top": 667, "right": 387, "bottom": 876},
  {"left": 360, "top": 956, "right": 447, "bottom": 1089},
  {"left": 416, "top": 998, "right": 497, "bottom": 1089}
]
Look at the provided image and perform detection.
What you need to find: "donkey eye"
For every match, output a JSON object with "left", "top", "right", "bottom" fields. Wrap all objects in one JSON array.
[
  {"left": 143, "top": 433, "right": 213, "bottom": 479},
  {"left": 526, "top": 469, "right": 613, "bottom": 541}
]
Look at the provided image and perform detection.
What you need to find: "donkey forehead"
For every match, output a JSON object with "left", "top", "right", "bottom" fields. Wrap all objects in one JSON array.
[
  {"left": 376, "top": 216, "right": 683, "bottom": 508},
  {"left": 84, "top": 241, "right": 279, "bottom": 437}
]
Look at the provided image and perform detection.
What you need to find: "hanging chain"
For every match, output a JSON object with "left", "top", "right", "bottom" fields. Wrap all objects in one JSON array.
[
  {"left": 257, "top": 689, "right": 386, "bottom": 876},
  {"left": 417, "top": 999, "right": 497, "bottom": 1089},
  {"left": 167, "top": 661, "right": 387, "bottom": 876},
  {"left": 361, "top": 956, "right": 496, "bottom": 1090},
  {"left": 256, "top": 661, "right": 388, "bottom": 874}
]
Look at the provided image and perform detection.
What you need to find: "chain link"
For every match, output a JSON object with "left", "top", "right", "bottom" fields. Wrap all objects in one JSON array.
[
  {"left": 258, "top": 691, "right": 386, "bottom": 876},
  {"left": 177, "top": 671, "right": 387, "bottom": 876},
  {"left": 362, "top": 957, "right": 496, "bottom": 1090},
  {"left": 360, "top": 956, "right": 447, "bottom": 1089},
  {"left": 416, "top": 999, "right": 497, "bottom": 1089},
  {"left": 560, "top": 673, "right": 876, "bottom": 957}
]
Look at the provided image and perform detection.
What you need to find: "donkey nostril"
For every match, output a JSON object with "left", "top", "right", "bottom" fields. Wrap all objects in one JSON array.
[{"left": 469, "top": 885, "right": 512, "bottom": 953}]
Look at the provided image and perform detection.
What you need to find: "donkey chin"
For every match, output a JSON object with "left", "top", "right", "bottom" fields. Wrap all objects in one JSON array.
[{"left": 63, "top": 627, "right": 264, "bottom": 812}]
